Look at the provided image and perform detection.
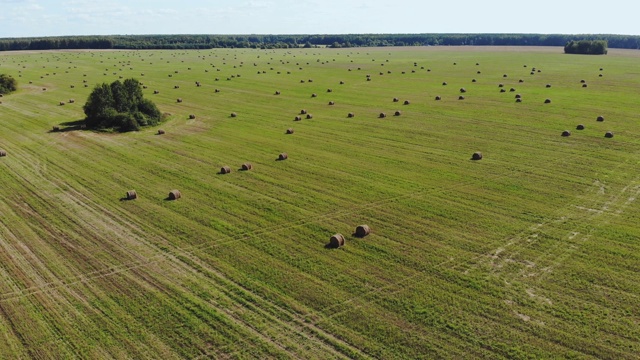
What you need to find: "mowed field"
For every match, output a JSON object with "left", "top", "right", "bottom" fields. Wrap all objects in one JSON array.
[{"left": 0, "top": 46, "right": 639, "bottom": 359}]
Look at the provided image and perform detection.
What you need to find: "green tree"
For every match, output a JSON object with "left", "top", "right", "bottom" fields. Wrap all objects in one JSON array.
[
  {"left": 0, "top": 74, "right": 17, "bottom": 94},
  {"left": 83, "top": 78, "right": 162, "bottom": 132}
]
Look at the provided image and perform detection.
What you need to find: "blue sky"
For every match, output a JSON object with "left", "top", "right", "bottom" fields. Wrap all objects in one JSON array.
[{"left": 0, "top": 0, "right": 637, "bottom": 38}]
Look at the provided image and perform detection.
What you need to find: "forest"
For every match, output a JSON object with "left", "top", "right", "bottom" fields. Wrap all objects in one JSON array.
[{"left": 0, "top": 34, "right": 638, "bottom": 51}]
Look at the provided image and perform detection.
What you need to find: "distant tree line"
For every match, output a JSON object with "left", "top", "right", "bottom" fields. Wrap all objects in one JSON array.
[
  {"left": 0, "top": 36, "right": 113, "bottom": 51},
  {"left": 0, "top": 34, "right": 638, "bottom": 51},
  {"left": 564, "top": 40, "right": 608, "bottom": 55}
]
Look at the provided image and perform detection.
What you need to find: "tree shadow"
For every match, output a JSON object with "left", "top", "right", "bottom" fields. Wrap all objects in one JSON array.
[{"left": 49, "top": 119, "right": 87, "bottom": 133}]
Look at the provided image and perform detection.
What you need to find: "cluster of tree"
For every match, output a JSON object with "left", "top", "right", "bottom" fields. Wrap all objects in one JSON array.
[
  {"left": 564, "top": 40, "right": 608, "bottom": 55},
  {"left": 0, "top": 34, "right": 638, "bottom": 51},
  {"left": 83, "top": 78, "right": 162, "bottom": 132},
  {"left": 0, "top": 74, "right": 17, "bottom": 94}
]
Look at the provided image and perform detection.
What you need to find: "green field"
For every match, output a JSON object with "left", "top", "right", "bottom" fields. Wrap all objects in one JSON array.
[{"left": 0, "top": 46, "right": 639, "bottom": 359}]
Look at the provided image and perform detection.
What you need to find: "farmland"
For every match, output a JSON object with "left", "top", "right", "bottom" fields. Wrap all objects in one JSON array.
[{"left": 0, "top": 46, "right": 639, "bottom": 359}]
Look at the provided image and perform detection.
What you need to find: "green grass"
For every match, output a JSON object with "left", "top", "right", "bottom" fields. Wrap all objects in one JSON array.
[{"left": 0, "top": 46, "right": 639, "bottom": 359}]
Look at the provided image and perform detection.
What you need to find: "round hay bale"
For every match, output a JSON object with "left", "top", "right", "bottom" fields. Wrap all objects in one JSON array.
[
  {"left": 168, "top": 190, "right": 181, "bottom": 200},
  {"left": 355, "top": 225, "right": 371, "bottom": 237},
  {"left": 605, "top": 131, "right": 614, "bottom": 138},
  {"left": 546, "top": 84, "right": 551, "bottom": 88},
  {"left": 278, "top": 153, "right": 288, "bottom": 160},
  {"left": 460, "top": 88, "right": 466, "bottom": 93},
  {"left": 189, "top": 114, "right": 196, "bottom": 119},
  {"left": 328, "top": 101, "right": 335, "bottom": 105},
  {"left": 582, "top": 83, "right": 588, "bottom": 88},
  {"left": 311, "top": 93, "right": 317, "bottom": 98},
  {"left": 157, "top": 129, "right": 166, "bottom": 135},
  {"left": 367, "top": 78, "right": 372, "bottom": 81},
  {"left": 340, "top": 81, "right": 344, "bottom": 84},
  {"left": 503, "top": 74, "right": 508, "bottom": 78},
  {"left": 530, "top": 71, "right": 535, "bottom": 75},
  {"left": 329, "top": 233, "right": 345, "bottom": 248},
  {"left": 458, "top": 95, "right": 465, "bottom": 100},
  {"left": 471, "top": 152, "right": 483, "bottom": 160},
  {"left": 174, "top": 85, "right": 180, "bottom": 89},
  {"left": 275, "top": 91, "right": 281, "bottom": 95},
  {"left": 347, "top": 112, "right": 355, "bottom": 118},
  {"left": 69, "top": 99, "right": 75, "bottom": 104},
  {"left": 515, "top": 94, "right": 521, "bottom": 99},
  {"left": 599, "top": 74, "right": 603, "bottom": 77},
  {"left": 544, "top": 99, "right": 552, "bottom": 104},
  {"left": 442, "top": 82, "right": 447, "bottom": 86},
  {"left": 403, "top": 100, "right": 410, "bottom": 105},
  {"left": 215, "top": 89, "right": 220, "bottom": 93},
  {"left": 576, "top": 124, "right": 585, "bottom": 130},
  {"left": 498, "top": 83, "right": 504, "bottom": 88},
  {"left": 515, "top": 98, "right": 522, "bottom": 103},
  {"left": 59, "top": 101, "right": 65, "bottom": 106},
  {"left": 126, "top": 190, "right": 137, "bottom": 200},
  {"left": 294, "top": 116, "right": 302, "bottom": 121},
  {"left": 597, "top": 116, "right": 604, "bottom": 122},
  {"left": 286, "top": 128, "right": 294, "bottom": 134},
  {"left": 230, "top": 112, "right": 237, "bottom": 118},
  {"left": 306, "top": 114, "right": 313, "bottom": 119},
  {"left": 393, "top": 97, "right": 399, "bottom": 102},
  {"left": 379, "top": 112, "right": 387, "bottom": 118},
  {"left": 509, "top": 88, "right": 516, "bottom": 92},
  {"left": 327, "top": 88, "right": 332, "bottom": 93},
  {"left": 220, "top": 166, "right": 231, "bottom": 174},
  {"left": 308, "top": 79, "right": 313, "bottom": 83},
  {"left": 561, "top": 130, "right": 571, "bottom": 137},
  {"left": 435, "top": 96, "right": 441, "bottom": 101},
  {"left": 472, "top": 78, "right": 477, "bottom": 82},
  {"left": 242, "top": 163, "right": 253, "bottom": 171},
  {"left": 154, "top": 90, "right": 159, "bottom": 94},
  {"left": 600, "top": 67, "right": 604, "bottom": 71},
  {"left": 518, "top": 79, "right": 524, "bottom": 83},
  {"left": 580, "top": 79, "right": 586, "bottom": 83},
  {"left": 177, "top": 98, "right": 183, "bottom": 103},
  {"left": 394, "top": 110, "right": 401, "bottom": 116},
  {"left": 0, "top": 149, "right": 6, "bottom": 157},
  {"left": 500, "top": 89, "right": 506, "bottom": 93},
  {"left": 300, "top": 109, "right": 307, "bottom": 115}
]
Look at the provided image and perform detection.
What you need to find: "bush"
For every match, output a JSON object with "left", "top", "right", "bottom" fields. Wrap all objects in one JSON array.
[
  {"left": 564, "top": 40, "right": 608, "bottom": 55},
  {"left": 0, "top": 74, "right": 17, "bottom": 94},
  {"left": 83, "top": 78, "right": 162, "bottom": 132}
]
